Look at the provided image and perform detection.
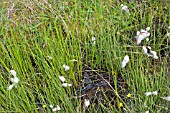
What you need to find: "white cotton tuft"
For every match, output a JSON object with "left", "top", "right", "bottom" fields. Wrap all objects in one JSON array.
[
  {"left": 162, "top": 96, "right": 170, "bottom": 101},
  {"left": 121, "top": 4, "right": 129, "bottom": 13},
  {"left": 140, "top": 29, "right": 146, "bottom": 33},
  {"left": 142, "top": 46, "right": 148, "bottom": 54},
  {"left": 92, "top": 37, "right": 96, "bottom": 45},
  {"left": 121, "top": 55, "right": 129, "bottom": 68},
  {"left": 92, "top": 37, "right": 96, "bottom": 41},
  {"left": 84, "top": 99, "right": 90, "bottom": 107},
  {"left": 145, "top": 91, "right": 158, "bottom": 96},
  {"left": 63, "top": 64, "right": 70, "bottom": 71},
  {"left": 142, "top": 46, "right": 158, "bottom": 59},
  {"left": 52, "top": 105, "right": 61, "bottom": 111},
  {"left": 135, "top": 27, "right": 150, "bottom": 45},
  {"left": 10, "top": 70, "right": 16, "bottom": 77},
  {"left": 152, "top": 91, "right": 158, "bottom": 95},
  {"left": 145, "top": 92, "right": 152, "bottom": 96},
  {"left": 121, "top": 4, "right": 124, "bottom": 7},
  {"left": 137, "top": 31, "right": 140, "bottom": 36},
  {"left": 56, "top": 105, "right": 61, "bottom": 110},
  {"left": 145, "top": 110, "right": 149, "bottom": 113},
  {"left": 62, "top": 83, "right": 72, "bottom": 87},
  {"left": 10, "top": 77, "right": 19, "bottom": 84},
  {"left": 146, "top": 27, "right": 150, "bottom": 31},
  {"left": 10, "top": 78, "right": 15, "bottom": 83},
  {"left": 146, "top": 38, "right": 149, "bottom": 42},
  {"left": 150, "top": 50, "right": 158, "bottom": 59},
  {"left": 47, "top": 56, "right": 52, "bottom": 60},
  {"left": 49, "top": 105, "right": 53, "bottom": 108},
  {"left": 67, "top": 84, "right": 72, "bottom": 86},
  {"left": 8, "top": 70, "right": 19, "bottom": 91},
  {"left": 7, "top": 84, "right": 15, "bottom": 90},
  {"left": 147, "top": 46, "right": 151, "bottom": 50},
  {"left": 136, "top": 34, "right": 145, "bottom": 45},
  {"left": 62, "top": 83, "right": 68, "bottom": 87},
  {"left": 58, "top": 76, "right": 66, "bottom": 82}
]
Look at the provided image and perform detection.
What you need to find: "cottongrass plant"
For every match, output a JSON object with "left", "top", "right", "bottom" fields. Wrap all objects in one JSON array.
[
  {"left": 135, "top": 27, "right": 150, "bottom": 45},
  {"left": 63, "top": 64, "right": 70, "bottom": 71},
  {"left": 121, "top": 55, "right": 129, "bottom": 68},
  {"left": 142, "top": 46, "right": 158, "bottom": 59},
  {"left": 7, "top": 70, "right": 19, "bottom": 90},
  {"left": 84, "top": 99, "right": 90, "bottom": 108},
  {"left": 121, "top": 4, "right": 129, "bottom": 13},
  {"left": 145, "top": 91, "right": 158, "bottom": 96},
  {"left": 162, "top": 96, "right": 170, "bottom": 101},
  {"left": 0, "top": 0, "right": 169, "bottom": 113}
]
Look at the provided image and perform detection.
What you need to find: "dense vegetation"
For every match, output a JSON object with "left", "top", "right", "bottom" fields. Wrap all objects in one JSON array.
[{"left": 0, "top": 0, "right": 169, "bottom": 112}]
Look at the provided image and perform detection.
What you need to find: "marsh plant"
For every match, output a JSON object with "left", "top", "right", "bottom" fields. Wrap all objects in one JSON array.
[{"left": 0, "top": 0, "right": 170, "bottom": 113}]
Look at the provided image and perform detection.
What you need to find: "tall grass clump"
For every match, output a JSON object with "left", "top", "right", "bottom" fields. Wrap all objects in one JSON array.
[{"left": 0, "top": 0, "right": 170, "bottom": 112}]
